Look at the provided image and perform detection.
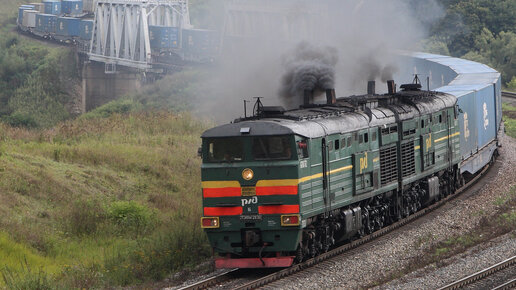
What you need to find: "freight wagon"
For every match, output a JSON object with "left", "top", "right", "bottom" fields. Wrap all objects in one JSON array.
[{"left": 404, "top": 52, "right": 502, "bottom": 175}]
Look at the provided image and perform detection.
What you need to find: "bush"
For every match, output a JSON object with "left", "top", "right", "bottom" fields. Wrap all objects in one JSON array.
[
  {"left": 507, "top": 76, "right": 516, "bottom": 91},
  {"left": 106, "top": 201, "right": 156, "bottom": 236},
  {"left": 5, "top": 112, "right": 38, "bottom": 128},
  {"left": 103, "top": 223, "right": 211, "bottom": 284},
  {"left": 81, "top": 99, "right": 142, "bottom": 119}
]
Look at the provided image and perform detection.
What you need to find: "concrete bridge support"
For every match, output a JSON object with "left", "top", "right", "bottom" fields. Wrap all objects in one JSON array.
[{"left": 80, "top": 59, "right": 143, "bottom": 112}]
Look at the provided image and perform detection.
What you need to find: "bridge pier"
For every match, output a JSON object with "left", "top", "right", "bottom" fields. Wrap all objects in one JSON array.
[{"left": 79, "top": 58, "right": 143, "bottom": 112}]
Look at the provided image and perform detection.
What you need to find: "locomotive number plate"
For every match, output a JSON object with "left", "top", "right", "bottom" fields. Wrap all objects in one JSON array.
[
  {"left": 240, "top": 215, "right": 262, "bottom": 221},
  {"left": 241, "top": 186, "right": 256, "bottom": 196}
]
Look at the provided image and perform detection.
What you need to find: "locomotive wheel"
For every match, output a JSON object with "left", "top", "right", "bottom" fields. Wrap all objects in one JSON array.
[{"left": 295, "top": 244, "right": 304, "bottom": 263}]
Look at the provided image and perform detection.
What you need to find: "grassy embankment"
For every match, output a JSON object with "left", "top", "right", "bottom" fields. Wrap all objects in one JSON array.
[
  {"left": 503, "top": 103, "right": 516, "bottom": 138},
  {"left": 0, "top": 112, "right": 213, "bottom": 288}
]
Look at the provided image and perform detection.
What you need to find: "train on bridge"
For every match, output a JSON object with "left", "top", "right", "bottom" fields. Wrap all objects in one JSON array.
[{"left": 17, "top": 0, "right": 219, "bottom": 66}]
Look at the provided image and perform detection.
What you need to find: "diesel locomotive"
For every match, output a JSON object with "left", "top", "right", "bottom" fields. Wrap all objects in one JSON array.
[{"left": 199, "top": 77, "right": 478, "bottom": 268}]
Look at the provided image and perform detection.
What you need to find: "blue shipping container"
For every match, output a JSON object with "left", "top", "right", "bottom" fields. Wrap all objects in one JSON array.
[
  {"left": 62, "top": 0, "right": 83, "bottom": 15},
  {"left": 18, "top": 7, "right": 32, "bottom": 25},
  {"left": 456, "top": 90, "right": 479, "bottom": 160},
  {"left": 182, "top": 29, "right": 219, "bottom": 55},
  {"left": 79, "top": 19, "right": 93, "bottom": 40},
  {"left": 57, "top": 17, "right": 81, "bottom": 37},
  {"left": 43, "top": 0, "right": 61, "bottom": 15},
  {"left": 149, "top": 26, "right": 179, "bottom": 49},
  {"left": 474, "top": 86, "right": 496, "bottom": 149},
  {"left": 36, "top": 14, "right": 57, "bottom": 34}
]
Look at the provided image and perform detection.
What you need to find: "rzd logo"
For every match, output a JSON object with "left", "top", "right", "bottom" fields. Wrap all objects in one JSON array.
[
  {"left": 464, "top": 112, "right": 470, "bottom": 141},
  {"left": 483, "top": 102, "right": 489, "bottom": 130},
  {"left": 241, "top": 196, "right": 258, "bottom": 207},
  {"left": 359, "top": 152, "right": 368, "bottom": 174},
  {"left": 426, "top": 133, "right": 432, "bottom": 152}
]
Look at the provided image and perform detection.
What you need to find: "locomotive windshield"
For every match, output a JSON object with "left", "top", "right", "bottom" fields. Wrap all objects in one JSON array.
[
  {"left": 204, "top": 135, "right": 295, "bottom": 162},
  {"left": 207, "top": 138, "right": 244, "bottom": 162},
  {"left": 252, "top": 136, "right": 292, "bottom": 160}
]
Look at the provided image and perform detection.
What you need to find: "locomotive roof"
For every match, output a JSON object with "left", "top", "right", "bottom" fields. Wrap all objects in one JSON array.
[{"left": 202, "top": 90, "right": 456, "bottom": 139}]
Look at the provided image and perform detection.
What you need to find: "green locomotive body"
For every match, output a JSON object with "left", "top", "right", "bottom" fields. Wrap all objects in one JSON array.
[{"left": 201, "top": 84, "right": 462, "bottom": 268}]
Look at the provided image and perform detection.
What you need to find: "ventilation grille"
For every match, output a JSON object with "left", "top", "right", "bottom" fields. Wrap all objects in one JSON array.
[
  {"left": 380, "top": 145, "right": 398, "bottom": 185},
  {"left": 401, "top": 141, "right": 415, "bottom": 177}
]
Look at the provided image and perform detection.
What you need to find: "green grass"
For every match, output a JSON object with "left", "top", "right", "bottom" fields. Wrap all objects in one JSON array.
[
  {"left": 503, "top": 103, "right": 516, "bottom": 138},
  {"left": 0, "top": 112, "right": 213, "bottom": 287}
]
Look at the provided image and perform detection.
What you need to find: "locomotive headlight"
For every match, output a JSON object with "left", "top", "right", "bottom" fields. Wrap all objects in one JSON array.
[
  {"left": 242, "top": 168, "right": 254, "bottom": 181},
  {"left": 201, "top": 217, "right": 220, "bottom": 228},
  {"left": 281, "top": 214, "right": 300, "bottom": 226}
]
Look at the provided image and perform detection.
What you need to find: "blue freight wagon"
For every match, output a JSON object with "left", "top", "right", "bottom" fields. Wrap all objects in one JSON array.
[
  {"left": 56, "top": 17, "right": 81, "bottom": 37},
  {"left": 43, "top": 0, "right": 61, "bottom": 15},
  {"left": 149, "top": 25, "right": 179, "bottom": 49},
  {"left": 79, "top": 19, "right": 93, "bottom": 40},
  {"left": 408, "top": 52, "right": 502, "bottom": 175},
  {"left": 35, "top": 14, "right": 57, "bottom": 34},
  {"left": 62, "top": 0, "right": 83, "bottom": 15}
]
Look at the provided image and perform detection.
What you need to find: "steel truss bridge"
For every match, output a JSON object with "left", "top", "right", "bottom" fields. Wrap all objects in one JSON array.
[{"left": 88, "top": 0, "right": 191, "bottom": 73}]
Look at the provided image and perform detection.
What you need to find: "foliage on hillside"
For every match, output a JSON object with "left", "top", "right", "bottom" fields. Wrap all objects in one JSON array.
[
  {"left": 426, "top": 0, "right": 516, "bottom": 85},
  {"left": 0, "top": 1, "right": 78, "bottom": 128},
  {"left": 0, "top": 112, "right": 212, "bottom": 287}
]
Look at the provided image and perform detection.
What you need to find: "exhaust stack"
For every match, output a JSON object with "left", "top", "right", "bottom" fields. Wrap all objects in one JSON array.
[
  {"left": 387, "top": 80, "right": 396, "bottom": 94},
  {"left": 304, "top": 90, "right": 313, "bottom": 107},
  {"left": 367, "top": 81, "right": 375, "bottom": 95},
  {"left": 326, "top": 89, "right": 336, "bottom": 105}
]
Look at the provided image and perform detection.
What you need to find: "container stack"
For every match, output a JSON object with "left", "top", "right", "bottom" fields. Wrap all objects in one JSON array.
[
  {"left": 149, "top": 26, "right": 179, "bottom": 49},
  {"left": 18, "top": 5, "right": 35, "bottom": 26},
  {"left": 79, "top": 19, "right": 93, "bottom": 40},
  {"left": 61, "top": 0, "right": 83, "bottom": 16},
  {"left": 36, "top": 14, "right": 58, "bottom": 34},
  {"left": 43, "top": 0, "right": 61, "bottom": 15},
  {"left": 56, "top": 17, "right": 81, "bottom": 37},
  {"left": 22, "top": 10, "right": 39, "bottom": 28}
]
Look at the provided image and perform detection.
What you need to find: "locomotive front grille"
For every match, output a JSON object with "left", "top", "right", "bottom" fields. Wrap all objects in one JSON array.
[{"left": 380, "top": 145, "right": 398, "bottom": 185}]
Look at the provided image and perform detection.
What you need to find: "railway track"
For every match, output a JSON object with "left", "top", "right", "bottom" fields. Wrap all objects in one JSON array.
[
  {"left": 178, "top": 162, "right": 493, "bottom": 290},
  {"left": 502, "top": 91, "right": 516, "bottom": 106},
  {"left": 438, "top": 256, "right": 516, "bottom": 290},
  {"left": 502, "top": 91, "right": 516, "bottom": 99}
]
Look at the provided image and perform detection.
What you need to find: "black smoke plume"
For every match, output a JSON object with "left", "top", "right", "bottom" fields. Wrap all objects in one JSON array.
[
  {"left": 280, "top": 42, "right": 339, "bottom": 100},
  {"left": 357, "top": 53, "right": 400, "bottom": 84}
]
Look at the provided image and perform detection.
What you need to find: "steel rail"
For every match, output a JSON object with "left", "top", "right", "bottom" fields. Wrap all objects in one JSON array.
[
  {"left": 177, "top": 269, "right": 240, "bottom": 290},
  {"left": 179, "top": 160, "right": 493, "bottom": 290},
  {"left": 492, "top": 278, "right": 516, "bottom": 290},
  {"left": 502, "top": 91, "right": 516, "bottom": 99},
  {"left": 438, "top": 256, "right": 516, "bottom": 290}
]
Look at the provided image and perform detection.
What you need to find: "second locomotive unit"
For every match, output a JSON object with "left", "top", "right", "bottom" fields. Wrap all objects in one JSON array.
[{"left": 200, "top": 77, "right": 470, "bottom": 268}]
